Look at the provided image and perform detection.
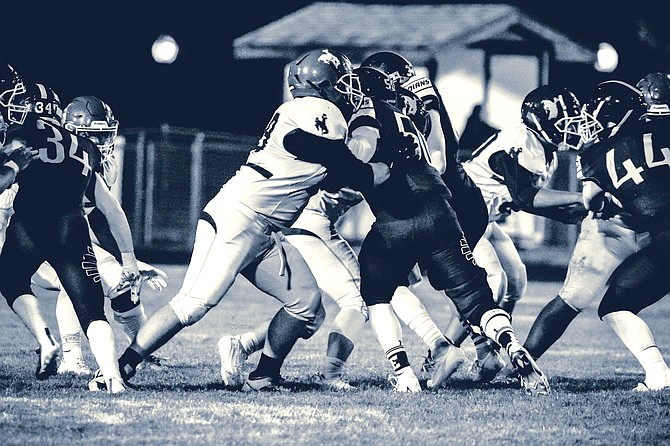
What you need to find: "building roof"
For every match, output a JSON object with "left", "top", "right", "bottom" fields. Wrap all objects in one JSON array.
[{"left": 233, "top": 2, "right": 596, "bottom": 64}]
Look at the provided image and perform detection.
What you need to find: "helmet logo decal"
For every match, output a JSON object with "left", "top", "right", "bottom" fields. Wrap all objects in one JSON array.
[
  {"left": 317, "top": 50, "right": 341, "bottom": 69},
  {"left": 315, "top": 113, "right": 329, "bottom": 134},
  {"left": 541, "top": 97, "right": 561, "bottom": 120}
]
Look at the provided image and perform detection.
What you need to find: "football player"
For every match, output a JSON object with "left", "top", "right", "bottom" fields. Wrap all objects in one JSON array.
[
  {"left": 52, "top": 95, "right": 168, "bottom": 374},
  {"left": 460, "top": 85, "right": 587, "bottom": 318},
  {"left": 218, "top": 187, "right": 368, "bottom": 390},
  {"left": 579, "top": 75, "right": 670, "bottom": 391},
  {"left": 218, "top": 57, "right": 470, "bottom": 391},
  {"left": 0, "top": 64, "right": 135, "bottom": 393},
  {"left": 359, "top": 51, "right": 502, "bottom": 384},
  {"left": 112, "top": 49, "right": 398, "bottom": 392},
  {"left": 347, "top": 58, "right": 549, "bottom": 395},
  {"left": 516, "top": 81, "right": 654, "bottom": 380}
]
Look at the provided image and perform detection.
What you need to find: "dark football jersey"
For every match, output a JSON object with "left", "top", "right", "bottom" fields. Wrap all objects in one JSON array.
[
  {"left": 350, "top": 98, "right": 450, "bottom": 217},
  {"left": 7, "top": 115, "right": 101, "bottom": 215},
  {"left": 579, "top": 117, "right": 670, "bottom": 228}
]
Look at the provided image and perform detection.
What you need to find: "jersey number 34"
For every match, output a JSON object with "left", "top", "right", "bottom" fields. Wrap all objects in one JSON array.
[{"left": 36, "top": 120, "right": 91, "bottom": 177}]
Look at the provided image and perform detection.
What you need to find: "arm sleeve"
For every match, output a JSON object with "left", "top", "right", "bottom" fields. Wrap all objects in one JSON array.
[
  {"left": 490, "top": 151, "right": 541, "bottom": 209},
  {"left": 92, "top": 172, "right": 136, "bottom": 254},
  {"left": 87, "top": 207, "right": 122, "bottom": 261},
  {"left": 283, "top": 129, "right": 375, "bottom": 194}
]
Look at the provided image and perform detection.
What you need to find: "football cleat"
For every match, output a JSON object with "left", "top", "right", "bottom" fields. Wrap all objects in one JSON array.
[
  {"left": 137, "top": 354, "right": 164, "bottom": 371},
  {"left": 218, "top": 335, "right": 248, "bottom": 387},
  {"left": 508, "top": 346, "right": 550, "bottom": 396},
  {"left": 241, "top": 375, "right": 280, "bottom": 392},
  {"left": 88, "top": 369, "right": 130, "bottom": 394},
  {"left": 427, "top": 344, "right": 466, "bottom": 389},
  {"left": 472, "top": 344, "right": 506, "bottom": 382},
  {"left": 35, "top": 336, "right": 60, "bottom": 380},
  {"left": 388, "top": 367, "right": 422, "bottom": 393},
  {"left": 316, "top": 373, "right": 354, "bottom": 391},
  {"left": 633, "top": 370, "right": 670, "bottom": 392},
  {"left": 57, "top": 356, "right": 92, "bottom": 376}
]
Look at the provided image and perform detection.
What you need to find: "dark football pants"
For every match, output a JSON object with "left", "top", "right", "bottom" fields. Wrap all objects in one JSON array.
[
  {"left": 358, "top": 193, "right": 496, "bottom": 325},
  {"left": 598, "top": 224, "right": 670, "bottom": 318},
  {"left": 0, "top": 212, "right": 107, "bottom": 332}
]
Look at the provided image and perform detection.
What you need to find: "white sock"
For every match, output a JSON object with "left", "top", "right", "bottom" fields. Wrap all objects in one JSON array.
[
  {"left": 604, "top": 311, "right": 670, "bottom": 384},
  {"left": 368, "top": 303, "right": 404, "bottom": 353},
  {"left": 479, "top": 308, "right": 519, "bottom": 353},
  {"left": 56, "top": 290, "right": 84, "bottom": 361},
  {"left": 12, "top": 294, "right": 54, "bottom": 347},
  {"left": 114, "top": 304, "right": 147, "bottom": 343},
  {"left": 392, "top": 287, "right": 445, "bottom": 350},
  {"left": 86, "top": 320, "right": 121, "bottom": 381},
  {"left": 240, "top": 329, "right": 264, "bottom": 354}
]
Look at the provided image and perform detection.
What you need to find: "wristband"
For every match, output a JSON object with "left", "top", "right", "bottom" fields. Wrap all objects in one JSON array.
[
  {"left": 121, "top": 251, "right": 137, "bottom": 266},
  {"left": 5, "top": 161, "right": 20, "bottom": 176}
]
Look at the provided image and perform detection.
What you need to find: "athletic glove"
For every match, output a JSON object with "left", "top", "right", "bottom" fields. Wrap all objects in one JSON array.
[
  {"left": 118, "top": 252, "right": 142, "bottom": 304},
  {"left": 137, "top": 261, "right": 169, "bottom": 292}
]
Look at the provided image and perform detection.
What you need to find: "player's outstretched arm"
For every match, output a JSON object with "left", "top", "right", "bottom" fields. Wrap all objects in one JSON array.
[{"left": 92, "top": 172, "right": 141, "bottom": 301}]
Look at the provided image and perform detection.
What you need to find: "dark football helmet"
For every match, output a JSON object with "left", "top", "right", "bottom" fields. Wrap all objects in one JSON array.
[
  {"left": 579, "top": 80, "right": 646, "bottom": 145},
  {"left": 521, "top": 85, "right": 582, "bottom": 151},
  {"left": 354, "top": 65, "right": 398, "bottom": 103},
  {"left": 359, "top": 51, "right": 416, "bottom": 87},
  {"left": 16, "top": 82, "right": 62, "bottom": 125},
  {"left": 62, "top": 96, "right": 119, "bottom": 162},
  {"left": 0, "top": 61, "right": 27, "bottom": 125},
  {"left": 636, "top": 72, "right": 670, "bottom": 116},
  {"left": 287, "top": 49, "right": 364, "bottom": 113}
]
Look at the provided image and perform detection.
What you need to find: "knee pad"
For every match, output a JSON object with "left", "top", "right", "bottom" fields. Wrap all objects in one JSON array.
[
  {"left": 283, "top": 284, "right": 323, "bottom": 321},
  {"left": 169, "top": 292, "right": 211, "bottom": 326},
  {"left": 560, "top": 254, "right": 612, "bottom": 311},
  {"left": 335, "top": 291, "right": 368, "bottom": 321},
  {"left": 110, "top": 290, "right": 141, "bottom": 313},
  {"left": 301, "top": 302, "right": 326, "bottom": 339},
  {"left": 503, "top": 265, "right": 527, "bottom": 303}
]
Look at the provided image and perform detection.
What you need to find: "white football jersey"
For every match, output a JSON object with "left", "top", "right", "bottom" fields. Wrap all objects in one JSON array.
[
  {"left": 0, "top": 184, "right": 18, "bottom": 211},
  {"left": 462, "top": 125, "right": 558, "bottom": 222},
  {"left": 293, "top": 187, "right": 364, "bottom": 232},
  {"left": 220, "top": 97, "right": 349, "bottom": 228},
  {"left": 402, "top": 76, "right": 439, "bottom": 108}
]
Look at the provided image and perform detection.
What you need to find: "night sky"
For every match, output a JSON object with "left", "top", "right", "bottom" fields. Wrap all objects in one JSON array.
[{"left": 3, "top": 1, "right": 668, "bottom": 135}]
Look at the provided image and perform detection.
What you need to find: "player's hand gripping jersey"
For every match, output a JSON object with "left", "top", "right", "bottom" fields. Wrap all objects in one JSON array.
[
  {"left": 462, "top": 125, "right": 557, "bottom": 222},
  {"left": 6, "top": 114, "right": 100, "bottom": 215},
  {"left": 220, "top": 96, "right": 375, "bottom": 228}
]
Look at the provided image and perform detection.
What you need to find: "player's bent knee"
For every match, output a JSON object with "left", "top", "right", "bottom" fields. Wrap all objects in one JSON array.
[
  {"left": 284, "top": 287, "right": 322, "bottom": 321},
  {"left": 169, "top": 293, "right": 211, "bottom": 326},
  {"left": 301, "top": 302, "right": 326, "bottom": 339}
]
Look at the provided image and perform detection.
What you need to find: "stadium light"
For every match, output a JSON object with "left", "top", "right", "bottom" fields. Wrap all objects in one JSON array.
[
  {"left": 594, "top": 42, "right": 618, "bottom": 73},
  {"left": 151, "top": 34, "right": 179, "bottom": 64}
]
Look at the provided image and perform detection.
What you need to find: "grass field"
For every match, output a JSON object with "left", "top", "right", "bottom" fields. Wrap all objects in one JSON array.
[{"left": 1, "top": 264, "right": 669, "bottom": 445}]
